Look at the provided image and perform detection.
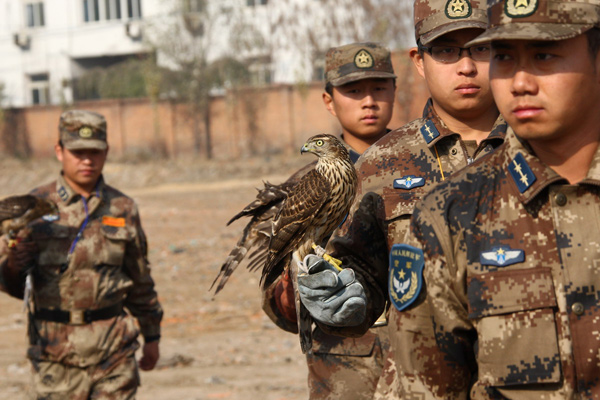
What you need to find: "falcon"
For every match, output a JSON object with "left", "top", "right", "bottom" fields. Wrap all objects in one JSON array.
[
  {"left": 0, "top": 194, "right": 58, "bottom": 237},
  {"left": 210, "top": 176, "right": 302, "bottom": 295},
  {"left": 212, "top": 134, "right": 357, "bottom": 353}
]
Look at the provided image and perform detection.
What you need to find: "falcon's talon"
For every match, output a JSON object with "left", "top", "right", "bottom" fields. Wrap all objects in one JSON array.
[{"left": 311, "top": 243, "right": 343, "bottom": 271}]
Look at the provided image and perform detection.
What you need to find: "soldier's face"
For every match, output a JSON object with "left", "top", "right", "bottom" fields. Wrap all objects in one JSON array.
[
  {"left": 490, "top": 34, "right": 600, "bottom": 148},
  {"left": 55, "top": 145, "right": 108, "bottom": 195},
  {"left": 412, "top": 28, "right": 497, "bottom": 121},
  {"left": 323, "top": 78, "right": 395, "bottom": 146}
]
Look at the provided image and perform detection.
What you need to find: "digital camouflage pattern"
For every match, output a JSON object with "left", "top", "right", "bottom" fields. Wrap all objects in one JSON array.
[
  {"left": 469, "top": 0, "right": 600, "bottom": 45},
  {"left": 325, "top": 42, "right": 396, "bottom": 87},
  {"left": 0, "top": 173, "right": 162, "bottom": 396},
  {"left": 414, "top": 0, "right": 487, "bottom": 44},
  {"left": 261, "top": 135, "right": 388, "bottom": 399},
  {"left": 59, "top": 110, "right": 108, "bottom": 151},
  {"left": 320, "top": 100, "right": 506, "bottom": 396},
  {"left": 396, "top": 128, "right": 600, "bottom": 398}
]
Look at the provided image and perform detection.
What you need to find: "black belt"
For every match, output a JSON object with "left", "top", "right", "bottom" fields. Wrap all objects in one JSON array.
[{"left": 34, "top": 303, "right": 123, "bottom": 325}]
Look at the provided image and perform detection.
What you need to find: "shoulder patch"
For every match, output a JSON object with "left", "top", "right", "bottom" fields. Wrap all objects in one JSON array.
[
  {"left": 393, "top": 175, "right": 425, "bottom": 190},
  {"left": 102, "top": 216, "right": 126, "bottom": 227},
  {"left": 389, "top": 244, "right": 424, "bottom": 311},
  {"left": 480, "top": 245, "right": 525, "bottom": 267},
  {"left": 508, "top": 152, "right": 536, "bottom": 193},
  {"left": 420, "top": 120, "right": 440, "bottom": 144}
]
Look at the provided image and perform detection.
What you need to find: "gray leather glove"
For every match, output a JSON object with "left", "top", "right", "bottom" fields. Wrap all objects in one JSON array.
[{"left": 297, "top": 255, "right": 366, "bottom": 327}]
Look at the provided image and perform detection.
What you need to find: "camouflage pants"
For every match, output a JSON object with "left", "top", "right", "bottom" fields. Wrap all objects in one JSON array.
[
  {"left": 307, "top": 325, "right": 389, "bottom": 400},
  {"left": 29, "top": 354, "right": 139, "bottom": 400}
]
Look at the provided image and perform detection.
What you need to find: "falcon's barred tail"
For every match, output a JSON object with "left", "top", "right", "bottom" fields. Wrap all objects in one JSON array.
[{"left": 211, "top": 181, "right": 294, "bottom": 295}]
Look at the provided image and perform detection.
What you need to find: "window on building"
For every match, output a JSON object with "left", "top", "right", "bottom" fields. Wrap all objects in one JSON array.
[
  {"left": 105, "top": 0, "right": 121, "bottom": 19},
  {"left": 249, "top": 61, "right": 272, "bottom": 86},
  {"left": 30, "top": 73, "right": 50, "bottom": 105},
  {"left": 247, "top": 0, "right": 268, "bottom": 6},
  {"left": 26, "top": 2, "right": 45, "bottom": 27},
  {"left": 83, "top": 0, "right": 100, "bottom": 22},
  {"left": 127, "top": 0, "right": 142, "bottom": 19}
]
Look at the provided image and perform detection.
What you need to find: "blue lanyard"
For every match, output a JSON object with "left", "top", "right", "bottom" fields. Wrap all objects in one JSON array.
[{"left": 68, "top": 197, "right": 90, "bottom": 255}]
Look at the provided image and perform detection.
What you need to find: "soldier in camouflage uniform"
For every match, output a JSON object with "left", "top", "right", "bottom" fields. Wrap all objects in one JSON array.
[
  {"left": 294, "top": 0, "right": 508, "bottom": 397},
  {"left": 0, "top": 110, "right": 163, "bottom": 399},
  {"left": 301, "top": 0, "right": 600, "bottom": 398},
  {"left": 262, "top": 43, "right": 396, "bottom": 399}
]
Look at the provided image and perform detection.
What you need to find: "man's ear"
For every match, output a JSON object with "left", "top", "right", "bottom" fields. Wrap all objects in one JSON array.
[
  {"left": 322, "top": 91, "right": 337, "bottom": 117},
  {"left": 409, "top": 47, "right": 426, "bottom": 79},
  {"left": 54, "top": 144, "right": 63, "bottom": 162}
]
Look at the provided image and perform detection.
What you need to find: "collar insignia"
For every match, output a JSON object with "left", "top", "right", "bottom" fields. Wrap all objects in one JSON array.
[
  {"left": 508, "top": 152, "right": 536, "bottom": 193},
  {"left": 354, "top": 49, "right": 374, "bottom": 69},
  {"left": 394, "top": 175, "right": 425, "bottom": 190},
  {"left": 480, "top": 246, "right": 525, "bottom": 267},
  {"left": 446, "top": 0, "right": 472, "bottom": 18},
  {"left": 505, "top": 0, "right": 537, "bottom": 18},
  {"left": 420, "top": 120, "right": 440, "bottom": 144},
  {"left": 389, "top": 244, "right": 424, "bottom": 312},
  {"left": 58, "top": 185, "right": 68, "bottom": 202},
  {"left": 42, "top": 214, "right": 60, "bottom": 222},
  {"left": 79, "top": 126, "right": 93, "bottom": 138}
]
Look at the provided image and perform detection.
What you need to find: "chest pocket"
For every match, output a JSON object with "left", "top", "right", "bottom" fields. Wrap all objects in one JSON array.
[
  {"left": 33, "top": 223, "right": 72, "bottom": 268},
  {"left": 101, "top": 224, "right": 133, "bottom": 267},
  {"left": 382, "top": 187, "right": 424, "bottom": 246},
  {"left": 467, "top": 267, "right": 561, "bottom": 387}
]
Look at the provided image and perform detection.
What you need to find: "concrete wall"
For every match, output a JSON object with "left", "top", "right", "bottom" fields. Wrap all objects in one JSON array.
[{"left": 0, "top": 52, "right": 430, "bottom": 160}]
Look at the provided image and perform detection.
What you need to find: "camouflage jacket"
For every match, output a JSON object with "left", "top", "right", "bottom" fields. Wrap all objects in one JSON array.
[
  {"left": 0, "top": 174, "right": 162, "bottom": 367},
  {"left": 396, "top": 129, "right": 600, "bottom": 398},
  {"left": 323, "top": 100, "right": 506, "bottom": 337}
]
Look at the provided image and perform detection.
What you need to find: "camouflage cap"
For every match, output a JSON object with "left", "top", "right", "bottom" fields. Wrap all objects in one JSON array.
[
  {"left": 468, "top": 0, "right": 600, "bottom": 45},
  {"left": 59, "top": 110, "right": 107, "bottom": 151},
  {"left": 414, "top": 0, "right": 488, "bottom": 45},
  {"left": 325, "top": 42, "right": 396, "bottom": 87}
]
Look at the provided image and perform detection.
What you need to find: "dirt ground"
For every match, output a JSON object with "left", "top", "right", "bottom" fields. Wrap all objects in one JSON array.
[{"left": 0, "top": 154, "right": 314, "bottom": 400}]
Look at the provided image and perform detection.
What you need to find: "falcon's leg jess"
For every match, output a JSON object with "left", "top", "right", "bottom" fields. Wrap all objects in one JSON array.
[{"left": 291, "top": 252, "right": 313, "bottom": 354}]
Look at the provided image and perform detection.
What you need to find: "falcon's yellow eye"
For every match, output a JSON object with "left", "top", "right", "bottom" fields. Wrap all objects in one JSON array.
[{"left": 315, "top": 140, "right": 324, "bottom": 147}]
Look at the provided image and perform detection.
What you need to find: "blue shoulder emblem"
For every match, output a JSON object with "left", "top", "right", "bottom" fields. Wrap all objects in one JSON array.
[
  {"left": 389, "top": 244, "right": 424, "bottom": 311},
  {"left": 393, "top": 175, "right": 425, "bottom": 190},
  {"left": 480, "top": 245, "right": 525, "bottom": 267},
  {"left": 508, "top": 152, "right": 536, "bottom": 193},
  {"left": 420, "top": 120, "right": 440, "bottom": 144}
]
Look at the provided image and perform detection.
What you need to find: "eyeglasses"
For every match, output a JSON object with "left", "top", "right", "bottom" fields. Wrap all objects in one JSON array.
[{"left": 418, "top": 44, "right": 491, "bottom": 63}]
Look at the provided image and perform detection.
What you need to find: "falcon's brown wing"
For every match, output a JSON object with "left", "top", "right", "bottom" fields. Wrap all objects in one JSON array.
[
  {"left": 261, "top": 169, "right": 330, "bottom": 287},
  {"left": 210, "top": 182, "right": 289, "bottom": 294},
  {"left": 0, "top": 195, "right": 38, "bottom": 222},
  {"left": 211, "top": 161, "right": 317, "bottom": 295}
]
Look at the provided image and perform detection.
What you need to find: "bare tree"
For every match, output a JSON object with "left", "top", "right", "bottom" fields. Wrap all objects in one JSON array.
[{"left": 143, "top": 0, "right": 250, "bottom": 159}]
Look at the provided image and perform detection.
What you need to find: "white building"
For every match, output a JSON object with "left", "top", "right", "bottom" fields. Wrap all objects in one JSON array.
[{"left": 0, "top": 0, "right": 412, "bottom": 107}]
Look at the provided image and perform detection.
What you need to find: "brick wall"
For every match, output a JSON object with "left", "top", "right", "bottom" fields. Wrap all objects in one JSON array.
[{"left": 0, "top": 51, "right": 429, "bottom": 160}]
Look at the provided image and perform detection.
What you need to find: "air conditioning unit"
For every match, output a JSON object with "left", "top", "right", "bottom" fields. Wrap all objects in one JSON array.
[
  {"left": 126, "top": 22, "right": 142, "bottom": 39},
  {"left": 13, "top": 31, "right": 30, "bottom": 48}
]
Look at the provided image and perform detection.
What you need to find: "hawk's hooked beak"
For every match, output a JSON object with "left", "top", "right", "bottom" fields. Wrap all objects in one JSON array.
[{"left": 300, "top": 143, "right": 310, "bottom": 155}]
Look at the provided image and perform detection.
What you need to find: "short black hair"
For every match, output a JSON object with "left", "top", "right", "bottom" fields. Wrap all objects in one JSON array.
[
  {"left": 58, "top": 140, "right": 64, "bottom": 148},
  {"left": 324, "top": 82, "right": 334, "bottom": 96},
  {"left": 586, "top": 28, "right": 600, "bottom": 58}
]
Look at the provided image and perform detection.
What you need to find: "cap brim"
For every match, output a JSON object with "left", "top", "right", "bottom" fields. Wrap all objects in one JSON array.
[
  {"left": 420, "top": 21, "right": 487, "bottom": 45},
  {"left": 466, "top": 23, "right": 594, "bottom": 46},
  {"left": 63, "top": 140, "right": 108, "bottom": 151},
  {"left": 330, "top": 71, "right": 397, "bottom": 87}
]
